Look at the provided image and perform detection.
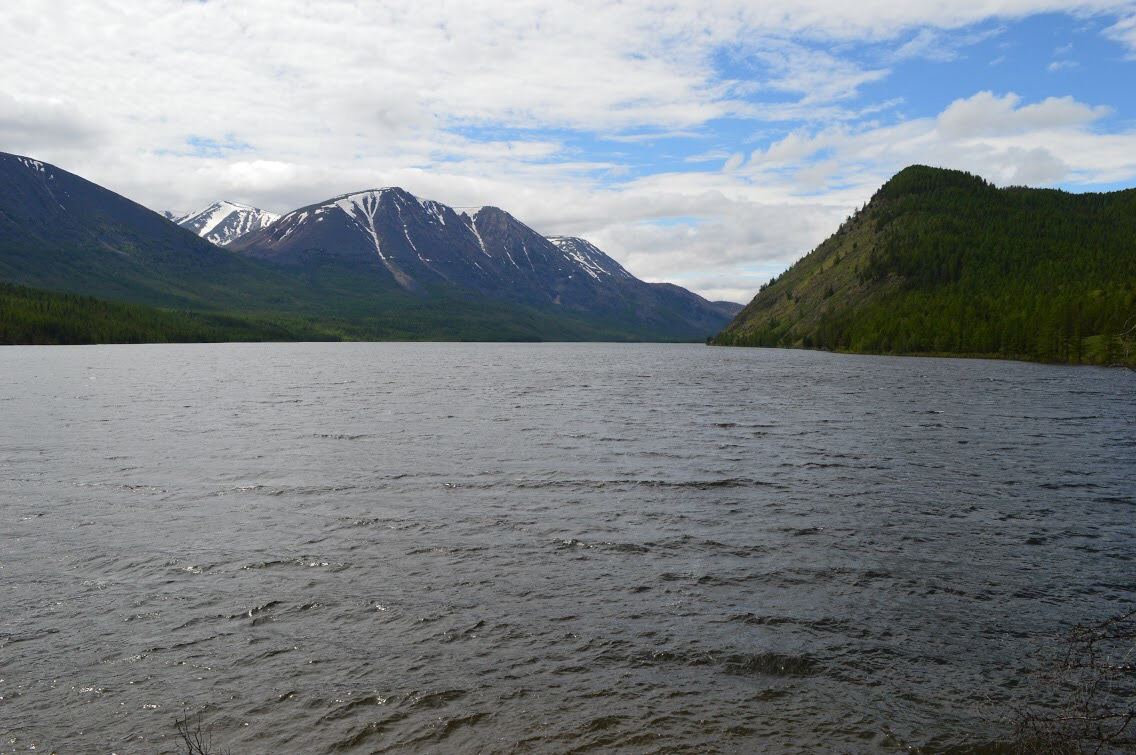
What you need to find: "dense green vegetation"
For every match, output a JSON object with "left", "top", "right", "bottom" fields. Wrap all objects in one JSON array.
[
  {"left": 0, "top": 281, "right": 661, "bottom": 345},
  {"left": 713, "top": 166, "right": 1136, "bottom": 365},
  {"left": 0, "top": 282, "right": 339, "bottom": 344},
  {"left": 0, "top": 239, "right": 711, "bottom": 343}
]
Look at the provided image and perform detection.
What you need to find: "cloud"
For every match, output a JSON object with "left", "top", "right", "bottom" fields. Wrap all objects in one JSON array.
[
  {"left": 588, "top": 90, "right": 1133, "bottom": 298},
  {"left": 895, "top": 29, "right": 965, "bottom": 62},
  {"left": 1005, "top": 147, "right": 1071, "bottom": 183},
  {"left": 1, "top": 1, "right": 1135, "bottom": 302},
  {"left": 743, "top": 90, "right": 1133, "bottom": 195},
  {"left": 545, "top": 188, "right": 850, "bottom": 304},
  {"left": 722, "top": 152, "right": 745, "bottom": 171},
  {"left": 1104, "top": 13, "right": 1136, "bottom": 55},
  {"left": 936, "top": 91, "right": 1107, "bottom": 138},
  {"left": 736, "top": 40, "right": 892, "bottom": 106},
  {"left": 891, "top": 25, "right": 1005, "bottom": 62},
  {"left": 0, "top": 93, "right": 106, "bottom": 153}
]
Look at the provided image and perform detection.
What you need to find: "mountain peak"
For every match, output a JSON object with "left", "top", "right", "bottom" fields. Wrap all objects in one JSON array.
[
  {"left": 329, "top": 187, "right": 402, "bottom": 202},
  {"left": 175, "top": 200, "right": 279, "bottom": 246},
  {"left": 874, "top": 164, "right": 993, "bottom": 203},
  {"left": 286, "top": 187, "right": 453, "bottom": 226}
]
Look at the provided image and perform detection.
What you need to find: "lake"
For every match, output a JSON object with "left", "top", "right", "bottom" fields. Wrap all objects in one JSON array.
[{"left": 1, "top": 343, "right": 1133, "bottom": 753}]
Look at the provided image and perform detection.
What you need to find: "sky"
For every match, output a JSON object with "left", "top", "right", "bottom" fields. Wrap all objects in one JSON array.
[{"left": 2, "top": 1, "right": 1135, "bottom": 303}]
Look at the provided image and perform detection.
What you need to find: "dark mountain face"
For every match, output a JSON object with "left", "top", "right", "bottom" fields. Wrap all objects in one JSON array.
[
  {"left": 232, "top": 188, "right": 490, "bottom": 294},
  {"left": 466, "top": 209, "right": 630, "bottom": 311},
  {"left": 0, "top": 153, "right": 209, "bottom": 257},
  {"left": 230, "top": 187, "right": 738, "bottom": 337},
  {"left": 0, "top": 152, "right": 317, "bottom": 310}
]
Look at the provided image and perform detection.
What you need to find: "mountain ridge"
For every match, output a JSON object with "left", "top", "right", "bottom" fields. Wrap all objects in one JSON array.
[
  {"left": 0, "top": 151, "right": 738, "bottom": 342},
  {"left": 228, "top": 184, "right": 740, "bottom": 336}
]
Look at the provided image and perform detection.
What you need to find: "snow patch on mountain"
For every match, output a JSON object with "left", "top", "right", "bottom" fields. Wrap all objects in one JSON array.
[
  {"left": 548, "top": 236, "right": 635, "bottom": 281},
  {"left": 458, "top": 209, "right": 491, "bottom": 256},
  {"left": 175, "top": 201, "right": 279, "bottom": 246},
  {"left": 333, "top": 191, "right": 387, "bottom": 260},
  {"left": 416, "top": 197, "right": 449, "bottom": 225}
]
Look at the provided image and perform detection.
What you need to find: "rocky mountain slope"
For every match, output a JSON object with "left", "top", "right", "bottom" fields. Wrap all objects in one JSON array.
[{"left": 229, "top": 187, "right": 739, "bottom": 336}]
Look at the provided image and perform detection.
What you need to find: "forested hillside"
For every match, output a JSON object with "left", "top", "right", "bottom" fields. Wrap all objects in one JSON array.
[
  {"left": 0, "top": 281, "right": 658, "bottom": 344},
  {"left": 0, "top": 282, "right": 344, "bottom": 344},
  {"left": 713, "top": 166, "right": 1136, "bottom": 365}
]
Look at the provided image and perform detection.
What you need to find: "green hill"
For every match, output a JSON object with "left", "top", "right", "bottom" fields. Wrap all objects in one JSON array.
[{"left": 712, "top": 165, "right": 1136, "bottom": 365}]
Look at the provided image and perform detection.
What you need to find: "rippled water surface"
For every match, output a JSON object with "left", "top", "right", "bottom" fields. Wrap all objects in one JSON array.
[{"left": 2, "top": 343, "right": 1133, "bottom": 753}]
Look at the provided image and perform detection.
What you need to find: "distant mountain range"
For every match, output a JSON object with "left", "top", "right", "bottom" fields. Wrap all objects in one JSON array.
[
  {"left": 223, "top": 187, "right": 738, "bottom": 333},
  {"left": 0, "top": 151, "right": 739, "bottom": 342},
  {"left": 714, "top": 165, "right": 1136, "bottom": 366}
]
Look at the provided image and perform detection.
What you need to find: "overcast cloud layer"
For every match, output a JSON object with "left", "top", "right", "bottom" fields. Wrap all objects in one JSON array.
[{"left": 3, "top": 0, "right": 1135, "bottom": 302}]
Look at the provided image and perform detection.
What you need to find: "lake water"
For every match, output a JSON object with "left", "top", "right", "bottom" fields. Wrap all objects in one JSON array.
[{"left": 1, "top": 343, "right": 1133, "bottom": 753}]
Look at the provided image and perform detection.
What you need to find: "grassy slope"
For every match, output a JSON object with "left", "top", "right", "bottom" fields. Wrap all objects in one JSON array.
[{"left": 714, "top": 166, "right": 1136, "bottom": 365}]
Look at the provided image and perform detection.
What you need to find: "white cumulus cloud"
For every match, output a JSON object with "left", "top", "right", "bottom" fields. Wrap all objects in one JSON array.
[{"left": 0, "top": 1, "right": 1134, "bottom": 302}]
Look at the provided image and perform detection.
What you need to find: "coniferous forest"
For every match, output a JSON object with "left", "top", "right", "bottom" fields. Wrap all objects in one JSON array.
[
  {"left": 0, "top": 281, "right": 645, "bottom": 345},
  {"left": 0, "top": 282, "right": 337, "bottom": 344},
  {"left": 713, "top": 166, "right": 1136, "bottom": 365}
]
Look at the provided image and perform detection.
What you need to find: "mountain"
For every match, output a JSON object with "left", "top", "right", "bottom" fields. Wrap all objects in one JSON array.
[
  {"left": 0, "top": 151, "right": 737, "bottom": 342},
  {"left": 174, "top": 200, "right": 279, "bottom": 246},
  {"left": 229, "top": 187, "right": 739, "bottom": 338},
  {"left": 713, "top": 165, "right": 1136, "bottom": 365},
  {"left": 0, "top": 154, "right": 581, "bottom": 339},
  {"left": 0, "top": 151, "right": 325, "bottom": 310}
]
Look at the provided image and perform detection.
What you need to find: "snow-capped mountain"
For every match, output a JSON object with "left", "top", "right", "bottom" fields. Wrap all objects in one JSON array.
[
  {"left": 229, "top": 186, "right": 739, "bottom": 335},
  {"left": 0, "top": 150, "right": 740, "bottom": 339},
  {"left": 547, "top": 236, "right": 636, "bottom": 282},
  {"left": 174, "top": 200, "right": 279, "bottom": 246}
]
